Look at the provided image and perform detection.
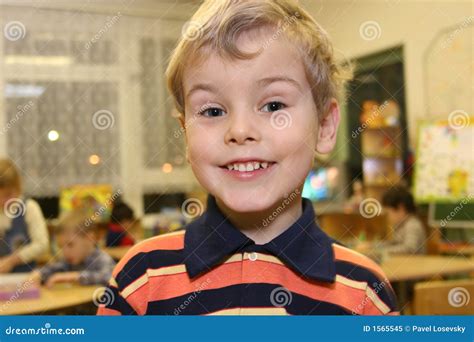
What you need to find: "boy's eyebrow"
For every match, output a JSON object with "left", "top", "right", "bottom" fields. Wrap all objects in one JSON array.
[
  {"left": 186, "top": 83, "right": 217, "bottom": 99},
  {"left": 257, "top": 76, "right": 302, "bottom": 91}
]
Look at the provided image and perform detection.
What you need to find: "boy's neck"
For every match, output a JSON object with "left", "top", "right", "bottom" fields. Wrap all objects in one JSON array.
[{"left": 215, "top": 194, "right": 304, "bottom": 245}]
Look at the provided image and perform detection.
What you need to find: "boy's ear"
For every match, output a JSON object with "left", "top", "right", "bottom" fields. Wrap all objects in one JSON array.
[{"left": 315, "top": 99, "right": 340, "bottom": 154}]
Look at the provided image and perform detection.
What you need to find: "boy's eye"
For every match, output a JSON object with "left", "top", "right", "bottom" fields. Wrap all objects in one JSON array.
[
  {"left": 261, "top": 101, "right": 286, "bottom": 112},
  {"left": 199, "top": 107, "right": 226, "bottom": 117}
]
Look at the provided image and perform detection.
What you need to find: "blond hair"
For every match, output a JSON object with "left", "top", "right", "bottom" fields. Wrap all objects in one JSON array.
[
  {"left": 166, "top": 0, "right": 350, "bottom": 118},
  {"left": 0, "top": 159, "right": 22, "bottom": 193},
  {"left": 56, "top": 210, "right": 98, "bottom": 236}
]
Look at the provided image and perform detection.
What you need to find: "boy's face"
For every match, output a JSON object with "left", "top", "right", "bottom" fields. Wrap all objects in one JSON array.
[
  {"left": 183, "top": 28, "right": 339, "bottom": 213},
  {"left": 57, "top": 231, "right": 95, "bottom": 266},
  {"left": 384, "top": 206, "right": 407, "bottom": 226}
]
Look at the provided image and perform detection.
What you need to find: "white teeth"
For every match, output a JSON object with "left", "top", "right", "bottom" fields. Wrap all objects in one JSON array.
[{"left": 225, "top": 161, "right": 272, "bottom": 172}]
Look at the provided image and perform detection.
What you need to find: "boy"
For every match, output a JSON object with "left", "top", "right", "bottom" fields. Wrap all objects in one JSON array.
[
  {"left": 381, "top": 186, "right": 426, "bottom": 255},
  {"left": 98, "top": 0, "right": 398, "bottom": 315},
  {"left": 31, "top": 210, "right": 115, "bottom": 287},
  {"left": 105, "top": 201, "right": 136, "bottom": 247}
]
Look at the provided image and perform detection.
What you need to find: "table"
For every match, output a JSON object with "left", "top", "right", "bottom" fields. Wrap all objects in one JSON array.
[
  {"left": 438, "top": 244, "right": 474, "bottom": 256},
  {"left": 0, "top": 284, "right": 103, "bottom": 315},
  {"left": 381, "top": 254, "right": 474, "bottom": 282},
  {"left": 104, "top": 246, "right": 131, "bottom": 260}
]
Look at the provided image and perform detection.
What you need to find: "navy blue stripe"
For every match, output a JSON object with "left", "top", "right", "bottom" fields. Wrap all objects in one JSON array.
[
  {"left": 103, "top": 286, "right": 137, "bottom": 315},
  {"left": 115, "top": 249, "right": 184, "bottom": 289},
  {"left": 146, "top": 283, "right": 352, "bottom": 315}
]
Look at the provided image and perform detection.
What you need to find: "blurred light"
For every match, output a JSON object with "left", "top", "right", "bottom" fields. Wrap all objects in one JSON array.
[
  {"left": 5, "top": 84, "right": 45, "bottom": 98},
  {"left": 89, "top": 154, "right": 100, "bottom": 165},
  {"left": 162, "top": 163, "right": 173, "bottom": 173},
  {"left": 47, "top": 130, "right": 59, "bottom": 141},
  {"left": 5, "top": 55, "right": 72, "bottom": 66}
]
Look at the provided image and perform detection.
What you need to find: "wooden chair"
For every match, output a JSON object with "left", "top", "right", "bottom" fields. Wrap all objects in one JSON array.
[{"left": 413, "top": 279, "right": 474, "bottom": 315}]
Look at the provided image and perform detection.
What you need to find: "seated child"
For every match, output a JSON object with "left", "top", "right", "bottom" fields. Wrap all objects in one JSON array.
[
  {"left": 0, "top": 159, "right": 49, "bottom": 273},
  {"left": 105, "top": 201, "right": 136, "bottom": 247},
  {"left": 381, "top": 186, "right": 426, "bottom": 255},
  {"left": 98, "top": 0, "right": 398, "bottom": 315},
  {"left": 31, "top": 210, "right": 115, "bottom": 287}
]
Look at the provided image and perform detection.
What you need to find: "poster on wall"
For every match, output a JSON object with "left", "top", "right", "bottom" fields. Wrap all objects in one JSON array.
[
  {"left": 59, "top": 184, "right": 114, "bottom": 222},
  {"left": 414, "top": 118, "right": 473, "bottom": 203}
]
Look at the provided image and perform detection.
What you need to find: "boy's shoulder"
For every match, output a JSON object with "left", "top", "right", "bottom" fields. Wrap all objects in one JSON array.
[{"left": 332, "top": 242, "right": 390, "bottom": 285}]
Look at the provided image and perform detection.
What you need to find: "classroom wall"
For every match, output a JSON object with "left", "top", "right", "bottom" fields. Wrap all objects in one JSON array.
[{"left": 301, "top": 0, "right": 472, "bottom": 155}]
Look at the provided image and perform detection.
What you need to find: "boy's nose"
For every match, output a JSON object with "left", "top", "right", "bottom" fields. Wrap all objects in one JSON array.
[{"left": 224, "top": 111, "right": 261, "bottom": 145}]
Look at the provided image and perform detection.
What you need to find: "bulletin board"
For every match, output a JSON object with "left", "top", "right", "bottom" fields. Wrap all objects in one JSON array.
[
  {"left": 59, "top": 184, "right": 114, "bottom": 222},
  {"left": 414, "top": 119, "right": 473, "bottom": 203}
]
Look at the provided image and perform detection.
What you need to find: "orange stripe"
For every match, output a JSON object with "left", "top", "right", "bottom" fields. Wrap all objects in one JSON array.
[
  {"left": 96, "top": 306, "right": 122, "bottom": 316},
  {"left": 126, "top": 260, "right": 374, "bottom": 314},
  {"left": 113, "top": 231, "right": 185, "bottom": 277}
]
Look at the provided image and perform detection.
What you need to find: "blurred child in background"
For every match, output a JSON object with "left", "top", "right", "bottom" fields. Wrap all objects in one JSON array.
[
  {"left": 105, "top": 201, "right": 136, "bottom": 247},
  {"left": 31, "top": 210, "right": 115, "bottom": 287},
  {"left": 381, "top": 186, "right": 426, "bottom": 255},
  {"left": 0, "top": 159, "right": 49, "bottom": 273}
]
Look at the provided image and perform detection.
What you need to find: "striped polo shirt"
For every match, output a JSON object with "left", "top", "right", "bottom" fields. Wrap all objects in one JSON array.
[{"left": 97, "top": 196, "right": 398, "bottom": 315}]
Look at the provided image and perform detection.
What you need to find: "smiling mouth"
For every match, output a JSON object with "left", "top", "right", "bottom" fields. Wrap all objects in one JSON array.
[{"left": 219, "top": 160, "right": 276, "bottom": 172}]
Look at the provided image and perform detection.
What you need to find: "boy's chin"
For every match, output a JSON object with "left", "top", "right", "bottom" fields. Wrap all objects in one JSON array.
[{"left": 216, "top": 191, "right": 279, "bottom": 214}]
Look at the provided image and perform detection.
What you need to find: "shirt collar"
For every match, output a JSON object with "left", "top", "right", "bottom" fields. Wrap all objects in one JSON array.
[{"left": 184, "top": 195, "right": 336, "bottom": 283}]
